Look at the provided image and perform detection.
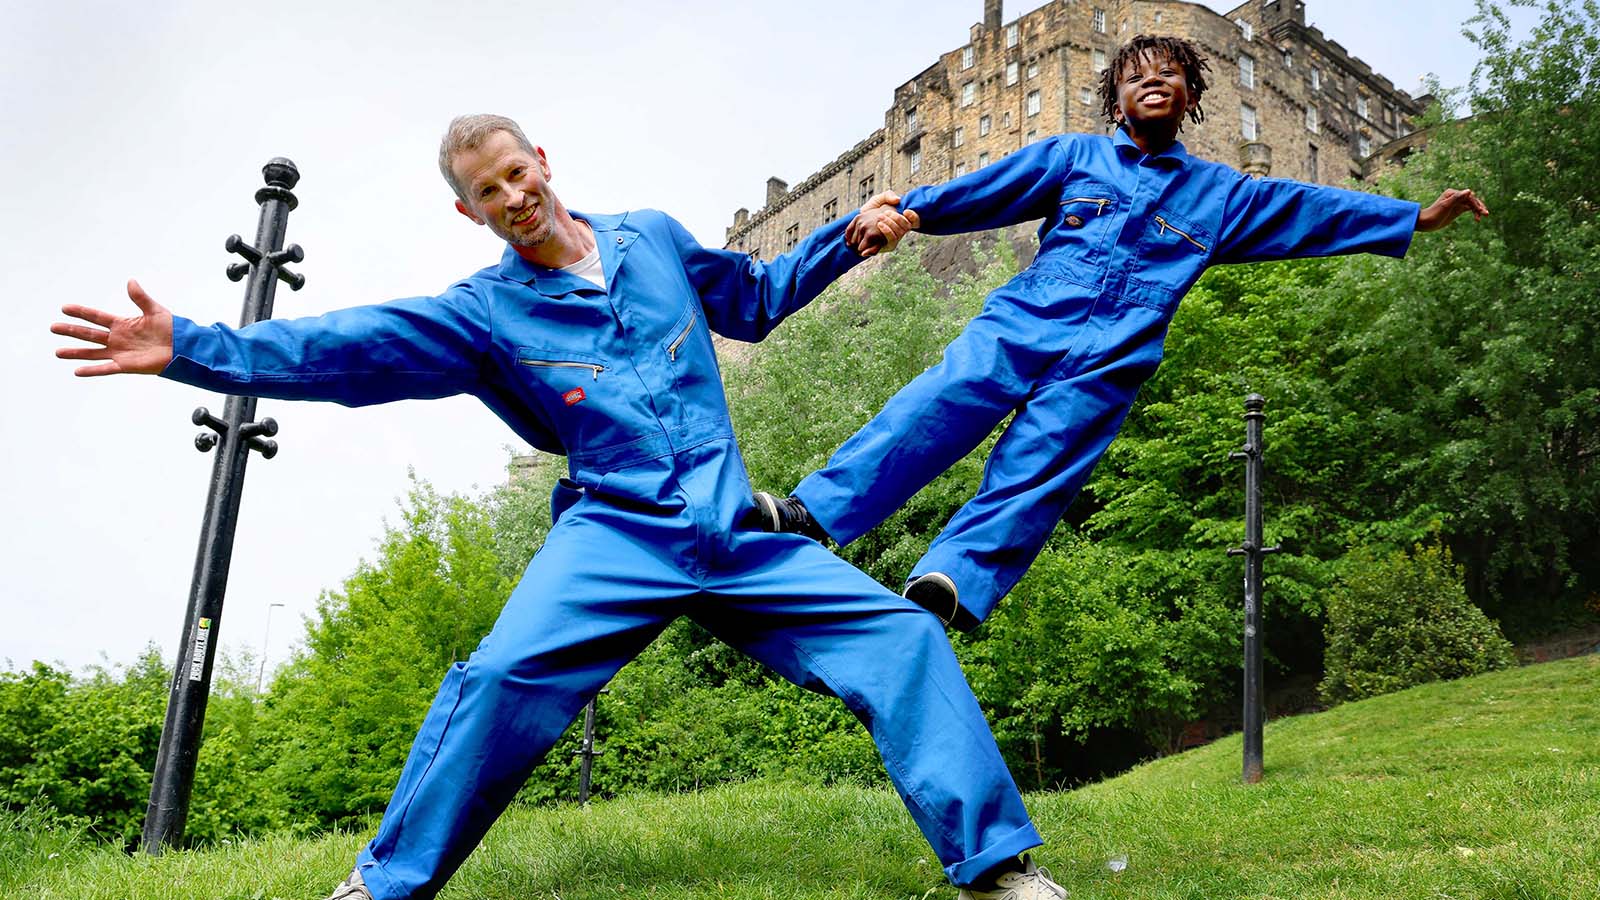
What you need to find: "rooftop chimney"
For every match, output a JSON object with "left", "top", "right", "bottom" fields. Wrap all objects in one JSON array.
[{"left": 984, "top": 0, "right": 1002, "bottom": 32}]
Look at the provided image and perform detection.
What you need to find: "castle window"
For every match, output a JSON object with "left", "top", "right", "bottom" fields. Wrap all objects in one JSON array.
[
  {"left": 1311, "top": 67, "right": 1321, "bottom": 91},
  {"left": 1007, "top": 61, "right": 1019, "bottom": 85},
  {"left": 980, "top": 114, "right": 992, "bottom": 136},
  {"left": 1236, "top": 18, "right": 1253, "bottom": 41},
  {"left": 1283, "top": 48, "right": 1293, "bottom": 68},
  {"left": 785, "top": 224, "right": 800, "bottom": 251},
  {"left": 1305, "top": 105, "right": 1319, "bottom": 134},
  {"left": 1093, "top": 49, "right": 1107, "bottom": 73},
  {"left": 1080, "top": 86, "right": 1092, "bottom": 105},
  {"left": 978, "top": 151, "right": 991, "bottom": 166},
  {"left": 1092, "top": 8, "right": 1106, "bottom": 33},
  {"left": 1028, "top": 60, "right": 1039, "bottom": 79},
  {"left": 1358, "top": 133, "right": 1372, "bottom": 157},
  {"left": 1006, "top": 23, "right": 1019, "bottom": 47},
  {"left": 859, "top": 174, "right": 876, "bottom": 203},
  {"left": 1307, "top": 143, "right": 1319, "bottom": 181},
  {"left": 1241, "top": 103, "right": 1258, "bottom": 141},
  {"left": 962, "top": 46, "right": 975, "bottom": 69},
  {"left": 1026, "top": 130, "right": 1038, "bottom": 144},
  {"left": 956, "top": 161, "right": 969, "bottom": 177},
  {"left": 823, "top": 197, "right": 838, "bottom": 220},
  {"left": 1239, "top": 54, "right": 1254, "bottom": 89},
  {"left": 906, "top": 107, "right": 918, "bottom": 130},
  {"left": 963, "top": 81, "right": 977, "bottom": 107},
  {"left": 1026, "top": 90, "right": 1041, "bottom": 117},
  {"left": 1004, "top": 111, "right": 1012, "bottom": 128},
  {"left": 909, "top": 146, "right": 922, "bottom": 174},
  {"left": 954, "top": 126, "right": 965, "bottom": 148},
  {"left": 1356, "top": 94, "right": 1369, "bottom": 120}
]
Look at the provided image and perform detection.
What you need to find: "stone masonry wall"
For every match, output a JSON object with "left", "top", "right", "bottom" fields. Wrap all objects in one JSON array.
[{"left": 726, "top": 0, "right": 1426, "bottom": 258}]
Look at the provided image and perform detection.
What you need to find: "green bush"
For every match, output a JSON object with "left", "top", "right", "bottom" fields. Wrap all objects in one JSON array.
[{"left": 1320, "top": 544, "right": 1515, "bottom": 704}]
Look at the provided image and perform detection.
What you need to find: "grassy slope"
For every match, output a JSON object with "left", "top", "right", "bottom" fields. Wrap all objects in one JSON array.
[{"left": 5, "top": 655, "right": 1596, "bottom": 899}]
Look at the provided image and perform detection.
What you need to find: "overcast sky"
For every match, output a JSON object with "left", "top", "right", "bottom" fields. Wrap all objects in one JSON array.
[{"left": 1, "top": 0, "right": 1521, "bottom": 680}]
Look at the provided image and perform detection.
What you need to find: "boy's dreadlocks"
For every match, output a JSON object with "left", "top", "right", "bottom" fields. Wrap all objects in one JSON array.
[{"left": 1096, "top": 34, "right": 1210, "bottom": 129}]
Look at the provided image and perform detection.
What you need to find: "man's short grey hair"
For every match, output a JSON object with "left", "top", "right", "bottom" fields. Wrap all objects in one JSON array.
[{"left": 438, "top": 114, "right": 535, "bottom": 202}]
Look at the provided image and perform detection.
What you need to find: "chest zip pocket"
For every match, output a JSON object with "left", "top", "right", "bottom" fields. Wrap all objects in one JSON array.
[
  {"left": 1153, "top": 215, "right": 1208, "bottom": 252},
  {"left": 519, "top": 358, "right": 605, "bottom": 379},
  {"left": 1061, "top": 197, "right": 1112, "bottom": 228},
  {"left": 667, "top": 313, "right": 697, "bottom": 361}
]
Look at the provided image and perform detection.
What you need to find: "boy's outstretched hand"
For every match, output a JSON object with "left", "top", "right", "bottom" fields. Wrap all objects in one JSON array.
[
  {"left": 52, "top": 279, "right": 175, "bottom": 376},
  {"left": 1418, "top": 188, "right": 1489, "bottom": 232},
  {"left": 847, "top": 192, "right": 923, "bottom": 257}
]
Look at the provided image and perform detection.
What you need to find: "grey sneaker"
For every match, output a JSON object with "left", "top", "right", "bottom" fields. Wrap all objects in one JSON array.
[
  {"left": 957, "top": 855, "right": 1067, "bottom": 900},
  {"left": 752, "top": 491, "right": 830, "bottom": 542},
  {"left": 324, "top": 868, "right": 373, "bottom": 900},
  {"left": 904, "top": 571, "right": 960, "bottom": 626}
]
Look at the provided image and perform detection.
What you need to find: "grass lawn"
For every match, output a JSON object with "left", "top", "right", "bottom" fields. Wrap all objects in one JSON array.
[{"left": 5, "top": 655, "right": 1595, "bottom": 899}]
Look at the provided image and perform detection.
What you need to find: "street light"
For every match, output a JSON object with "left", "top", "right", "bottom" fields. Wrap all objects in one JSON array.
[{"left": 256, "top": 602, "right": 286, "bottom": 694}]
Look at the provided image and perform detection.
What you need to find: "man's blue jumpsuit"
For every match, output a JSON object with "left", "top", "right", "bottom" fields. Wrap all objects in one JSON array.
[
  {"left": 160, "top": 211, "right": 1042, "bottom": 899},
  {"left": 794, "top": 130, "right": 1419, "bottom": 630}
]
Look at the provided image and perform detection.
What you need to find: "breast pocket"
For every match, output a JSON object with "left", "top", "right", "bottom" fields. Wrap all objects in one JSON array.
[
  {"left": 516, "top": 346, "right": 608, "bottom": 412},
  {"left": 1050, "top": 181, "right": 1118, "bottom": 269},
  {"left": 659, "top": 301, "right": 719, "bottom": 413},
  {"left": 1126, "top": 207, "right": 1214, "bottom": 312}
]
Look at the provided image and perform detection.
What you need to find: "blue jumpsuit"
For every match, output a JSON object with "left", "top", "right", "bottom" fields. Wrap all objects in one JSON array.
[
  {"left": 161, "top": 211, "right": 1041, "bottom": 898},
  {"left": 794, "top": 130, "right": 1419, "bottom": 630}
]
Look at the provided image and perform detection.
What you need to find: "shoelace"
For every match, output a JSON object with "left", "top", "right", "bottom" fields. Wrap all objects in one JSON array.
[{"left": 992, "top": 863, "right": 1067, "bottom": 900}]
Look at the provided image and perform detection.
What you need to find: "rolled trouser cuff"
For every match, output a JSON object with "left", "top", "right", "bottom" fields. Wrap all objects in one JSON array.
[{"left": 944, "top": 821, "right": 1045, "bottom": 887}]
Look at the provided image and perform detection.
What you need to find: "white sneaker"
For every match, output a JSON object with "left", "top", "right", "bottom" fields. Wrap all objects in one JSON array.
[
  {"left": 957, "top": 855, "right": 1068, "bottom": 900},
  {"left": 323, "top": 868, "right": 373, "bottom": 900}
]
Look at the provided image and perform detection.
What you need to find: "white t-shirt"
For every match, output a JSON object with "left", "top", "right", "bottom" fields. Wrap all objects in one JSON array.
[{"left": 559, "top": 240, "right": 606, "bottom": 290}]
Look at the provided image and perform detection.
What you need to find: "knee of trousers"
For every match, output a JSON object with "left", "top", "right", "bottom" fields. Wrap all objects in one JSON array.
[
  {"left": 457, "top": 641, "right": 603, "bottom": 718},
  {"left": 845, "top": 607, "right": 965, "bottom": 707}
]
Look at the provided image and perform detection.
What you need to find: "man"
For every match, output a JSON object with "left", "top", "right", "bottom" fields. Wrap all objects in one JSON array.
[{"left": 53, "top": 115, "right": 1063, "bottom": 900}]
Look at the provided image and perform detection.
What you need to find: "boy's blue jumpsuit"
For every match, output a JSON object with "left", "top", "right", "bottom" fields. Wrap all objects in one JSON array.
[
  {"left": 160, "top": 211, "right": 1042, "bottom": 899},
  {"left": 794, "top": 130, "right": 1420, "bottom": 630}
]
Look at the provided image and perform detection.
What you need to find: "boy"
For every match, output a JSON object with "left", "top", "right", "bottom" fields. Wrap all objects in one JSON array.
[{"left": 758, "top": 34, "right": 1488, "bottom": 630}]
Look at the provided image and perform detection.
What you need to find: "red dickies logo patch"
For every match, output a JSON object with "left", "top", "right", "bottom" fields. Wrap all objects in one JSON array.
[{"left": 563, "top": 388, "right": 586, "bottom": 406}]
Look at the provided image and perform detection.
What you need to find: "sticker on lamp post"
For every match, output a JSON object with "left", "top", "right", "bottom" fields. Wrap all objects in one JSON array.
[{"left": 187, "top": 618, "right": 212, "bottom": 682}]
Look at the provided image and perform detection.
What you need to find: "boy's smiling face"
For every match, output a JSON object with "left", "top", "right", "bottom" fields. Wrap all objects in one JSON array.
[{"left": 1113, "top": 49, "right": 1197, "bottom": 136}]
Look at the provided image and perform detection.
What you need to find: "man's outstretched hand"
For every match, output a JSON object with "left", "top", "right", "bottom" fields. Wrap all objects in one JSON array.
[
  {"left": 52, "top": 279, "right": 175, "bottom": 376},
  {"left": 847, "top": 192, "right": 922, "bottom": 257},
  {"left": 1417, "top": 188, "right": 1489, "bottom": 232}
]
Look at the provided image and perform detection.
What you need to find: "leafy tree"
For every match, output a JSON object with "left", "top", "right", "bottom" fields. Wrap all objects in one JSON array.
[{"left": 253, "top": 476, "right": 514, "bottom": 825}]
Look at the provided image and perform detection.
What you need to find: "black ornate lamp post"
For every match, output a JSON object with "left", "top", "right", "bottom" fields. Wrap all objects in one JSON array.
[
  {"left": 1227, "top": 393, "right": 1280, "bottom": 784},
  {"left": 142, "top": 158, "right": 304, "bottom": 852}
]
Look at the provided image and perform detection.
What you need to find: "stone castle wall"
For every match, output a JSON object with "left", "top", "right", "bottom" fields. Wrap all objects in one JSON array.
[{"left": 726, "top": 0, "right": 1426, "bottom": 258}]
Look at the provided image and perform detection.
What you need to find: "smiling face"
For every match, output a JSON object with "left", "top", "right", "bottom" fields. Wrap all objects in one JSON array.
[
  {"left": 451, "top": 130, "right": 560, "bottom": 249},
  {"left": 1113, "top": 48, "right": 1196, "bottom": 136}
]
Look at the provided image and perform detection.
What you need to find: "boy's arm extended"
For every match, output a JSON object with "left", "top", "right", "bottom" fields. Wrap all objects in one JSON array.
[
  {"left": 54, "top": 279, "right": 489, "bottom": 406},
  {"left": 661, "top": 210, "right": 868, "bottom": 343},
  {"left": 1215, "top": 179, "right": 1488, "bottom": 265},
  {"left": 854, "top": 137, "right": 1072, "bottom": 253}
]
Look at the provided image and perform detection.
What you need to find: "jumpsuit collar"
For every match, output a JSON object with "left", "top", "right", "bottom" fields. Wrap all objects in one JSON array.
[
  {"left": 1112, "top": 128, "right": 1191, "bottom": 169},
  {"left": 496, "top": 210, "right": 637, "bottom": 297}
]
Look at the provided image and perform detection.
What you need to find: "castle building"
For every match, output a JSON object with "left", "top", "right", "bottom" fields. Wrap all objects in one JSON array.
[{"left": 725, "top": 0, "right": 1427, "bottom": 258}]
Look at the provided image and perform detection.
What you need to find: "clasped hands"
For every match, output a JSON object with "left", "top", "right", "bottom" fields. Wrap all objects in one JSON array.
[{"left": 847, "top": 192, "right": 922, "bottom": 257}]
